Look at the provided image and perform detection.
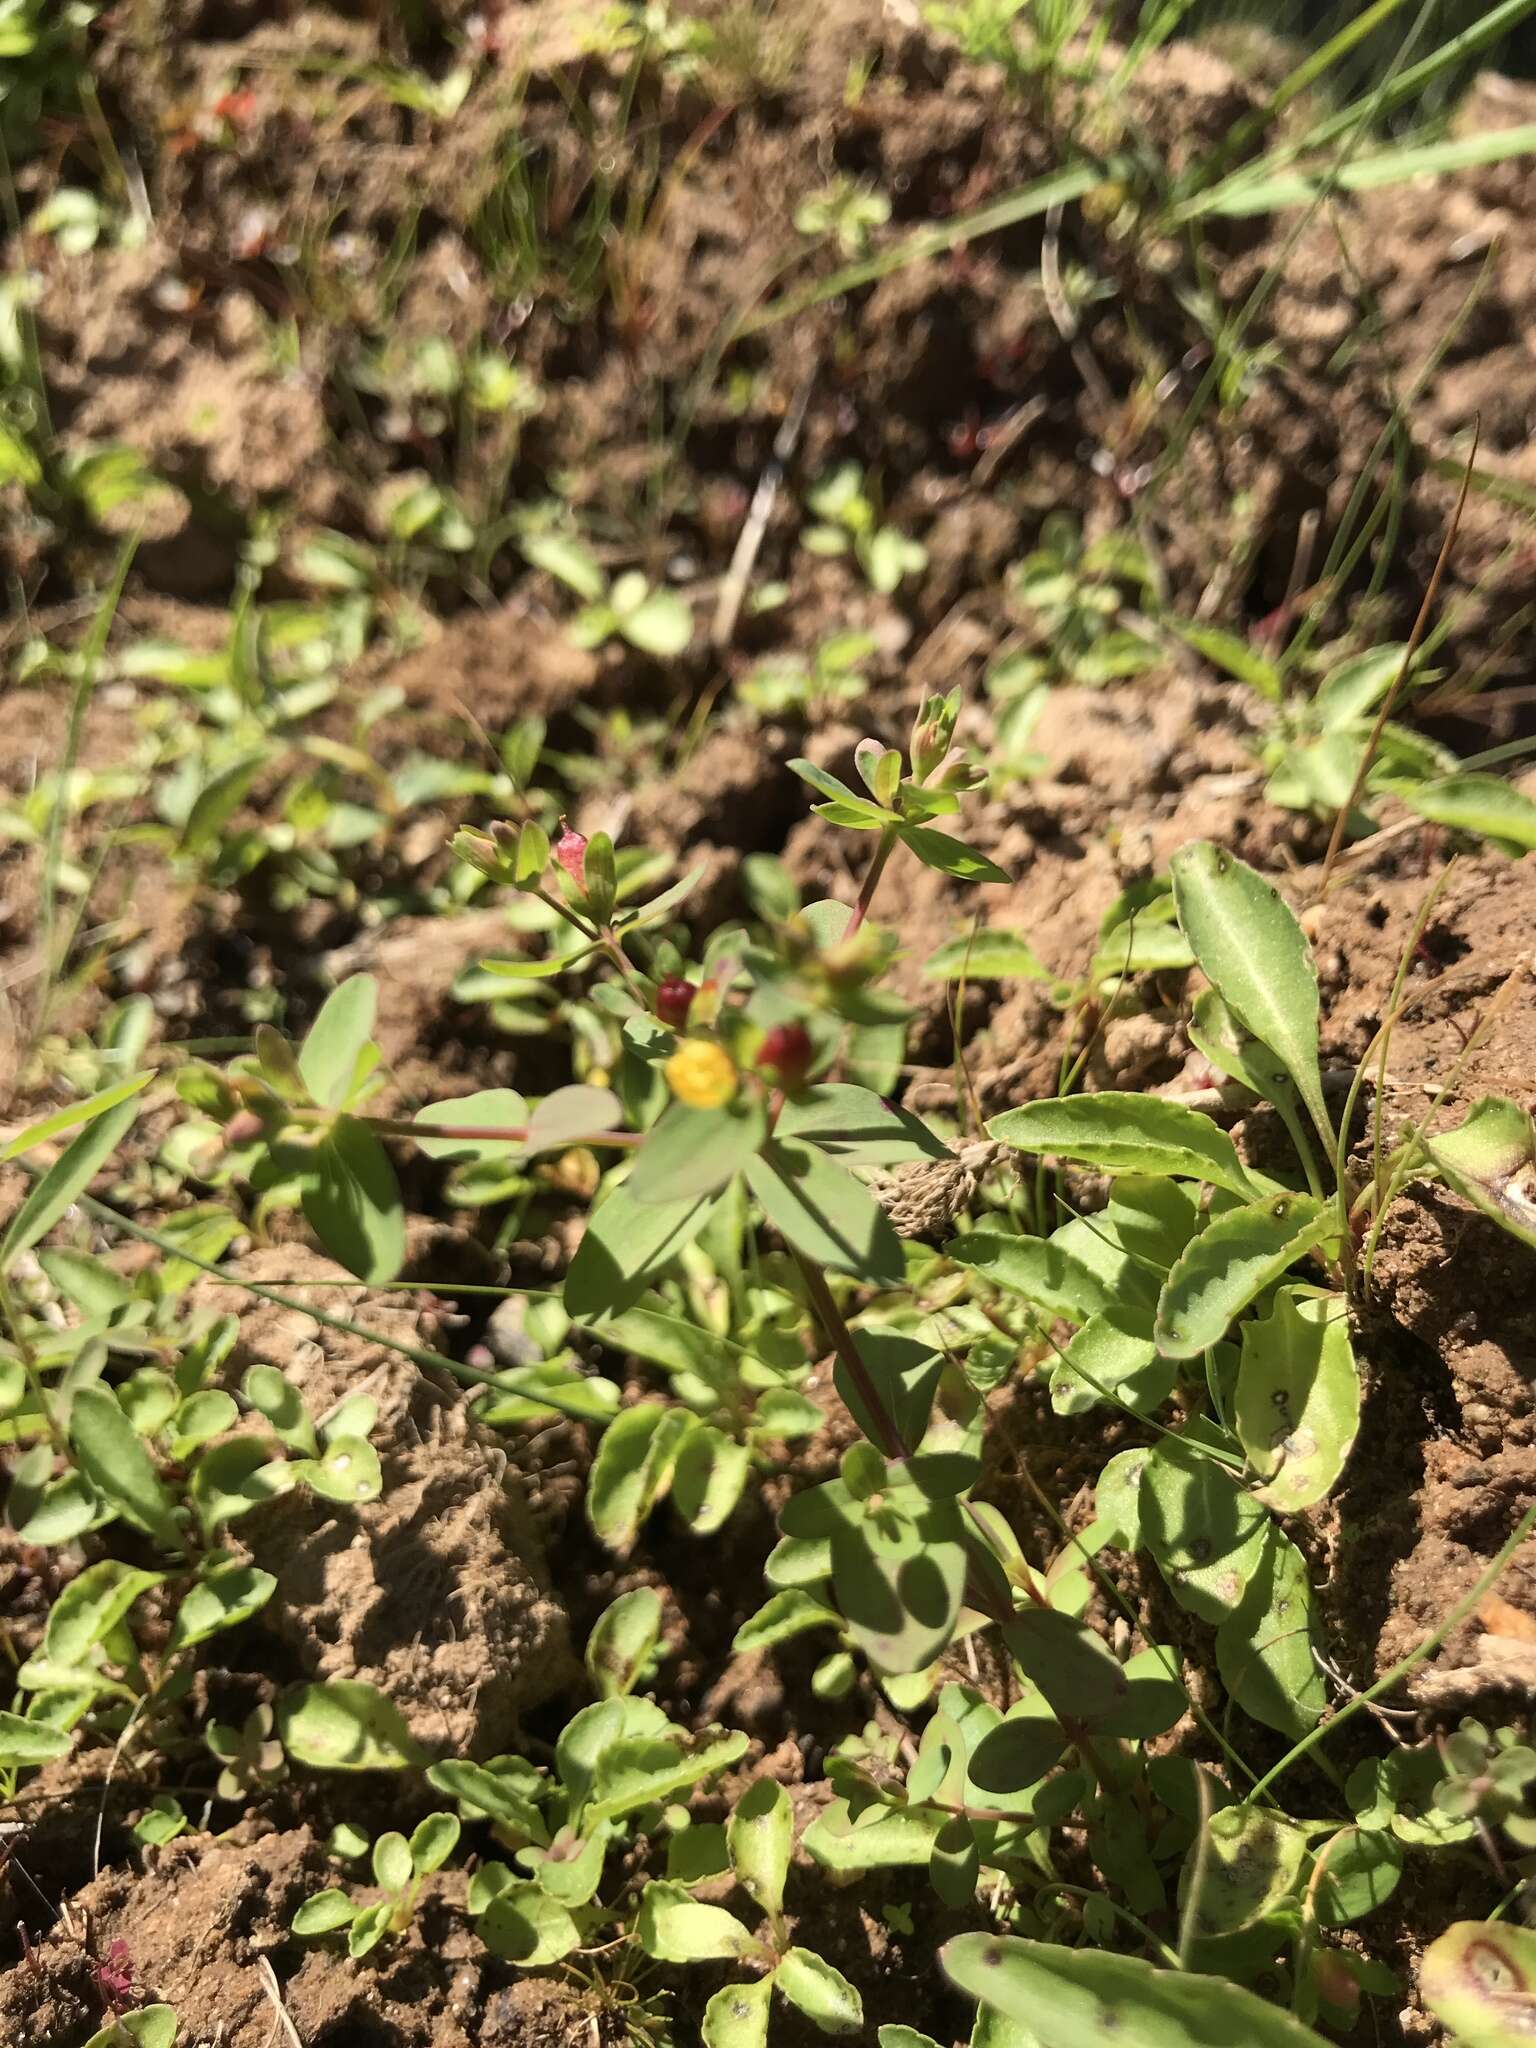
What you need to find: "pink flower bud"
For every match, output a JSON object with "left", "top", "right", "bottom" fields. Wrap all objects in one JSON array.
[{"left": 553, "top": 820, "right": 587, "bottom": 883}]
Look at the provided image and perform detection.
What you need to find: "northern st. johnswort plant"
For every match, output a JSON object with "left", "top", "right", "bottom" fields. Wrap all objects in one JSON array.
[{"left": 8, "top": 690, "right": 1536, "bottom": 2045}]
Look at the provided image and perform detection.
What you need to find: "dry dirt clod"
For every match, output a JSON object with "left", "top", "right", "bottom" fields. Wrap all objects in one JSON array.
[{"left": 196, "top": 1247, "right": 576, "bottom": 1756}]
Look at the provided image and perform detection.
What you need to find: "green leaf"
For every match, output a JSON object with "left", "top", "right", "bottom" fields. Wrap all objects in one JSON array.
[
  {"left": 0, "top": 1073, "right": 152, "bottom": 1166},
  {"left": 1315, "top": 644, "right": 1409, "bottom": 726},
  {"left": 989, "top": 1093, "right": 1257, "bottom": 1198},
  {"left": 897, "top": 824, "right": 1009, "bottom": 885},
  {"left": 1154, "top": 1194, "right": 1335, "bottom": 1359},
  {"left": 293, "top": 1889, "right": 357, "bottom": 1935},
  {"left": 189, "top": 1437, "right": 291, "bottom": 1536},
  {"left": 1172, "top": 621, "right": 1283, "bottom": 702},
  {"left": 81, "top": 2009, "right": 180, "bottom": 2048},
  {"left": 426, "top": 1759, "right": 545, "bottom": 1841},
  {"left": 627, "top": 1099, "right": 767, "bottom": 1206},
  {"left": 1397, "top": 771, "right": 1536, "bottom": 853},
  {"left": 525, "top": 1084, "right": 624, "bottom": 1153},
  {"left": 619, "top": 584, "right": 694, "bottom": 657},
  {"left": 45, "top": 1560, "right": 164, "bottom": 1665},
  {"left": 1188, "top": 989, "right": 1303, "bottom": 1111},
  {"left": 1235, "top": 1289, "right": 1359, "bottom": 1511},
  {"left": 1180, "top": 1804, "right": 1308, "bottom": 1937},
  {"left": 704, "top": 1979, "right": 773, "bottom": 2048},
  {"left": 943, "top": 1935, "right": 1332, "bottom": 2046},
  {"left": 521, "top": 530, "right": 606, "bottom": 600},
  {"left": 1421, "top": 1920, "right": 1536, "bottom": 2047},
  {"left": 776, "top": 1084, "right": 951, "bottom": 1165},
  {"left": 776, "top": 1947, "right": 864, "bottom": 2033},
  {"left": 923, "top": 929, "right": 1049, "bottom": 981},
  {"left": 478, "top": 1883, "right": 583, "bottom": 1965},
  {"left": 1424, "top": 1095, "right": 1536, "bottom": 1250},
  {"left": 0, "top": 1709, "right": 71, "bottom": 1768},
  {"left": 302, "top": 1115, "right": 405, "bottom": 1283},
  {"left": 1214, "top": 1527, "right": 1324, "bottom": 1738},
  {"left": 1313, "top": 1827, "right": 1403, "bottom": 1927},
  {"left": 413, "top": 1089, "right": 529, "bottom": 1161},
  {"left": 946, "top": 1230, "right": 1115, "bottom": 1323},
  {"left": 967, "top": 1700, "right": 1069, "bottom": 1804},
  {"left": 1170, "top": 841, "right": 1329, "bottom": 1143},
  {"left": 480, "top": 942, "right": 601, "bottom": 980},
  {"left": 930, "top": 1814, "right": 981, "bottom": 1908},
  {"left": 673, "top": 1424, "right": 750, "bottom": 1535},
  {"left": 733, "top": 1589, "right": 842, "bottom": 1653},
  {"left": 586, "top": 1401, "right": 691, "bottom": 1550},
  {"left": 998, "top": 1608, "right": 1143, "bottom": 1734},
  {"left": 636, "top": 1879, "right": 760, "bottom": 1963},
  {"left": 585, "top": 1587, "right": 663, "bottom": 1699},
  {"left": 298, "top": 1434, "right": 383, "bottom": 1504},
  {"left": 879, "top": 2032, "right": 945, "bottom": 2048},
  {"left": 587, "top": 1726, "right": 749, "bottom": 1826},
  {"left": 68, "top": 1387, "right": 182, "bottom": 1550},
  {"left": 0, "top": 1095, "right": 141, "bottom": 1272},
  {"left": 348, "top": 1901, "right": 393, "bottom": 1957},
  {"left": 565, "top": 1181, "right": 719, "bottom": 1319},
  {"left": 746, "top": 1140, "right": 904, "bottom": 1284},
  {"left": 167, "top": 1565, "right": 276, "bottom": 1652},
  {"left": 242, "top": 1363, "right": 317, "bottom": 1454},
  {"left": 278, "top": 1680, "right": 427, "bottom": 1771},
  {"left": 803, "top": 1797, "right": 946, "bottom": 1873},
  {"left": 373, "top": 1831, "right": 413, "bottom": 1891},
  {"left": 728, "top": 1777, "right": 793, "bottom": 1919},
  {"left": 298, "top": 976, "right": 378, "bottom": 1108},
  {"left": 1052, "top": 1308, "right": 1175, "bottom": 1419},
  {"left": 832, "top": 1495, "right": 968, "bottom": 1675},
  {"left": 1141, "top": 1437, "right": 1268, "bottom": 1624}
]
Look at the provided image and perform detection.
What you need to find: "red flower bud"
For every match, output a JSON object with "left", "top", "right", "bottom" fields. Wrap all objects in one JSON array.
[
  {"left": 223, "top": 1109, "right": 267, "bottom": 1147},
  {"left": 757, "top": 1022, "right": 814, "bottom": 1092},
  {"left": 553, "top": 821, "right": 587, "bottom": 883},
  {"left": 655, "top": 978, "right": 696, "bottom": 1029}
]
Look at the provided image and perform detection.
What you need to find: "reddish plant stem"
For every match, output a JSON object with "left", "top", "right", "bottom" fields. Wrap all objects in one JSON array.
[
  {"left": 792, "top": 1250, "right": 905, "bottom": 1461},
  {"left": 363, "top": 1117, "right": 643, "bottom": 1149},
  {"left": 845, "top": 824, "right": 898, "bottom": 937}
]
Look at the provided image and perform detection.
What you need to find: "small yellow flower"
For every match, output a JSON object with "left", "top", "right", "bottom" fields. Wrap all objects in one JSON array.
[{"left": 665, "top": 1038, "right": 738, "bottom": 1111}]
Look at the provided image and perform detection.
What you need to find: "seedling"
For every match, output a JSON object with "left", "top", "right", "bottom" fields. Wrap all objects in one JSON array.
[
  {"left": 793, "top": 176, "right": 891, "bottom": 257},
  {"left": 1000, "top": 512, "right": 1159, "bottom": 688},
  {"left": 521, "top": 529, "right": 694, "bottom": 657},
  {"left": 637, "top": 1780, "right": 865, "bottom": 2041},
  {"left": 801, "top": 463, "right": 928, "bottom": 595},
  {"left": 292, "top": 1812, "right": 462, "bottom": 1958}
]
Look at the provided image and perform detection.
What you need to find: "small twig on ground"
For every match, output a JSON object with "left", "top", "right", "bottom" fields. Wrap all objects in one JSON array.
[
  {"left": 711, "top": 368, "right": 815, "bottom": 648},
  {"left": 258, "top": 1954, "right": 304, "bottom": 2048}
]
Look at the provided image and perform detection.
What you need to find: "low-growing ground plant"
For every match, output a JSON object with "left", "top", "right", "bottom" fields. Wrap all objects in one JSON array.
[{"left": 6, "top": 684, "right": 1503, "bottom": 2038}]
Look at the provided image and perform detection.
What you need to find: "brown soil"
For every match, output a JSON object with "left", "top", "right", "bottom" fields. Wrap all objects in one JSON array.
[{"left": 10, "top": 2, "right": 1536, "bottom": 2043}]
